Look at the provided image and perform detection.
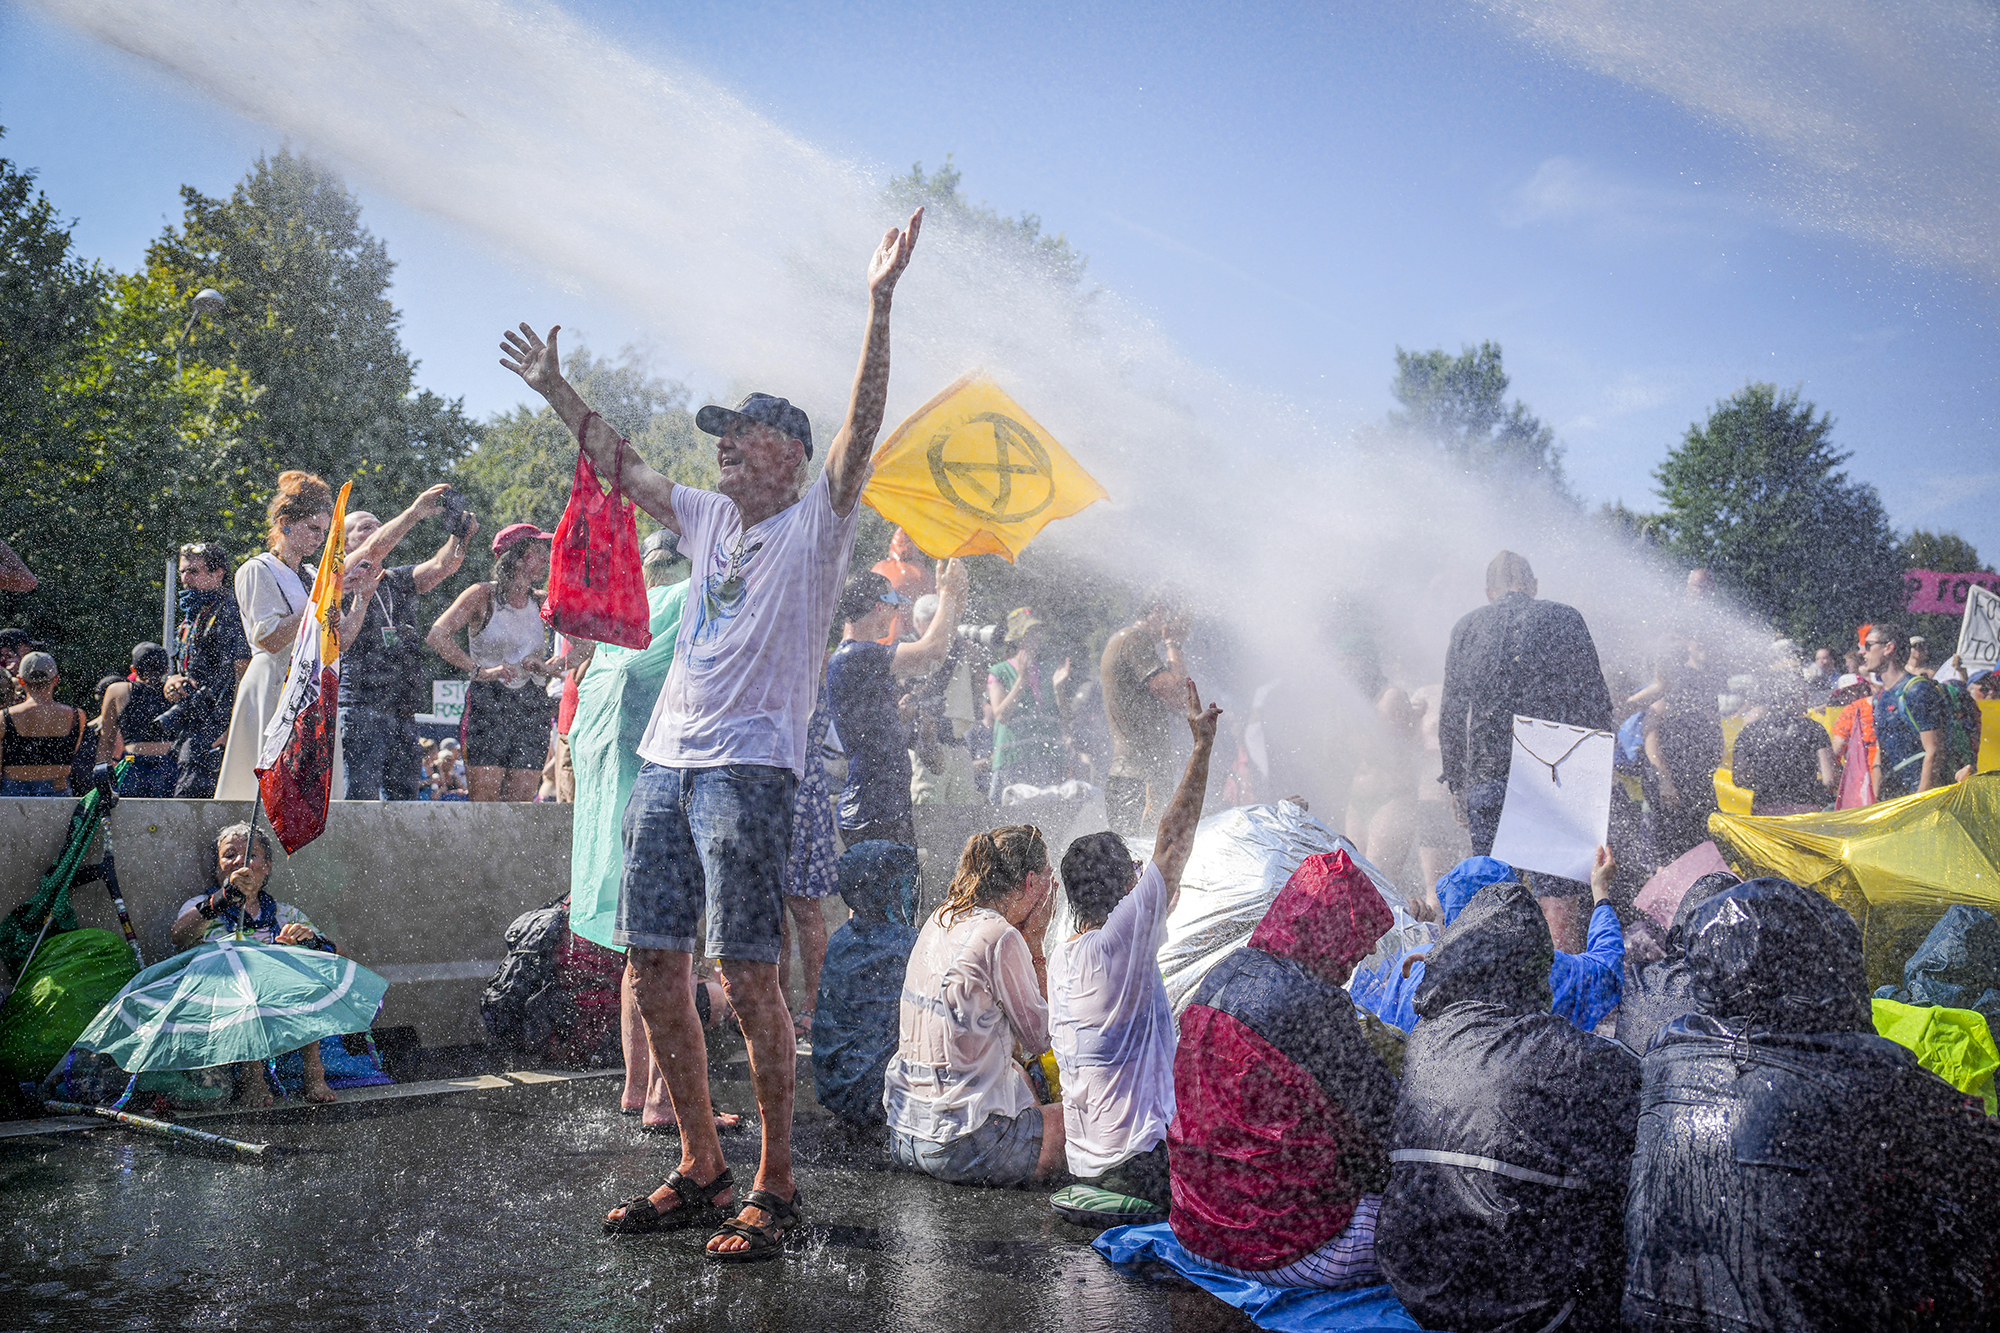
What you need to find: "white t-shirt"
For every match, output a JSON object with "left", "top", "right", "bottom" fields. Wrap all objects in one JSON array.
[
  {"left": 883, "top": 906, "right": 1048, "bottom": 1143},
  {"left": 1048, "top": 862, "right": 1177, "bottom": 1176},
  {"left": 636, "top": 471, "right": 861, "bottom": 774}
]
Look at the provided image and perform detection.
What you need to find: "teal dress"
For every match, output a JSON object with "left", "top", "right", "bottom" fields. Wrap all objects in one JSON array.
[{"left": 568, "top": 582, "right": 687, "bottom": 948}]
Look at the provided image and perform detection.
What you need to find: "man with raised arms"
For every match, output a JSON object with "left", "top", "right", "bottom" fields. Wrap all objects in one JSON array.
[{"left": 499, "top": 207, "right": 922, "bottom": 1262}]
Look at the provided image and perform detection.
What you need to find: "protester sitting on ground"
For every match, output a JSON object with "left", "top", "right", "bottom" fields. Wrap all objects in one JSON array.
[
  {"left": 1359, "top": 850, "right": 1624, "bottom": 1036},
  {"left": 433, "top": 738, "right": 468, "bottom": 799},
  {"left": 95, "top": 643, "right": 179, "bottom": 797},
  {"left": 510, "top": 208, "right": 926, "bottom": 1260},
  {"left": 1098, "top": 588, "right": 1191, "bottom": 836},
  {"left": 1377, "top": 877, "right": 1641, "bottom": 1332},
  {"left": 1731, "top": 671, "right": 1836, "bottom": 815},
  {"left": 216, "top": 471, "right": 342, "bottom": 801},
  {"left": 884, "top": 824, "right": 1063, "bottom": 1186},
  {"left": 338, "top": 484, "right": 473, "bottom": 800},
  {"left": 828, "top": 561, "right": 968, "bottom": 847},
  {"left": 811, "top": 840, "right": 922, "bottom": 1127},
  {"left": 1047, "top": 679, "right": 1220, "bottom": 1226},
  {"left": 989, "top": 609, "right": 1071, "bottom": 801},
  {"left": 165, "top": 541, "right": 252, "bottom": 798},
  {"left": 169, "top": 822, "right": 342, "bottom": 1105},
  {"left": 1168, "top": 849, "right": 1400, "bottom": 1290},
  {"left": 2, "top": 652, "right": 85, "bottom": 797},
  {"left": 1623, "top": 876, "right": 2000, "bottom": 1331},
  {"left": 1613, "top": 870, "right": 1740, "bottom": 1055},
  {"left": 427, "top": 523, "right": 562, "bottom": 802}
]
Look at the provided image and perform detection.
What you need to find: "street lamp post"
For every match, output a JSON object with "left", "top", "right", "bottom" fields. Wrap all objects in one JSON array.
[{"left": 167, "top": 288, "right": 226, "bottom": 650}]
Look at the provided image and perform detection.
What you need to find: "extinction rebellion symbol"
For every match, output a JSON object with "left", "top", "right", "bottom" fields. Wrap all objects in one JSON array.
[{"left": 926, "top": 412, "right": 1056, "bottom": 522}]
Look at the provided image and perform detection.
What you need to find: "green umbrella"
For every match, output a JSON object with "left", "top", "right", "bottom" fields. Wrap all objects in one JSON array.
[{"left": 72, "top": 939, "right": 388, "bottom": 1072}]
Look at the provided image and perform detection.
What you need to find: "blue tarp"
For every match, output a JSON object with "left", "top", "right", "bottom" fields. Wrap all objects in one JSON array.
[{"left": 1092, "top": 1222, "right": 1423, "bottom": 1333}]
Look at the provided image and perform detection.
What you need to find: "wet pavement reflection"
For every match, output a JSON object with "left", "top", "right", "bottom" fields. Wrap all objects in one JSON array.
[{"left": 1, "top": 1073, "right": 1255, "bottom": 1332}]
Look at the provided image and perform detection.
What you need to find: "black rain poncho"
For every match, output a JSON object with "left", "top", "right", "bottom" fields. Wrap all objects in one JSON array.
[
  {"left": 1375, "top": 880, "right": 1640, "bottom": 1333},
  {"left": 1613, "top": 870, "right": 1739, "bottom": 1055},
  {"left": 1624, "top": 877, "right": 2000, "bottom": 1333}
]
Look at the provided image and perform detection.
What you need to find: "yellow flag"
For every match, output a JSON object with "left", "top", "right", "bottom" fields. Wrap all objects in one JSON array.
[
  {"left": 864, "top": 372, "right": 1108, "bottom": 562},
  {"left": 311, "top": 481, "right": 352, "bottom": 665}
]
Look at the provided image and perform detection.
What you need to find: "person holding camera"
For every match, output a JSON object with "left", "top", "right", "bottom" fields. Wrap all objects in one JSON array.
[
  {"left": 337, "top": 485, "right": 476, "bottom": 800},
  {"left": 170, "top": 823, "right": 343, "bottom": 1104},
  {"left": 161, "top": 542, "right": 252, "bottom": 799}
]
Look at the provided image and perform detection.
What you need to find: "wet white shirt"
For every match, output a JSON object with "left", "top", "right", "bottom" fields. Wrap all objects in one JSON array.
[
  {"left": 1048, "top": 862, "right": 1177, "bottom": 1176},
  {"left": 637, "top": 469, "right": 860, "bottom": 775},
  {"left": 883, "top": 906, "right": 1048, "bottom": 1143}
]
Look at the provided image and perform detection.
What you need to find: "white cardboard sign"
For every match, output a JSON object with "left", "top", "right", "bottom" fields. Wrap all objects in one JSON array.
[
  {"left": 1959, "top": 584, "right": 2000, "bottom": 670},
  {"left": 1489, "top": 715, "right": 1615, "bottom": 885}
]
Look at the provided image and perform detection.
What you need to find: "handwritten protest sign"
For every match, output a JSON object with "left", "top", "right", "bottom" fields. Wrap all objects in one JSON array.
[
  {"left": 1959, "top": 585, "right": 2000, "bottom": 670},
  {"left": 1490, "top": 716, "right": 1614, "bottom": 884}
]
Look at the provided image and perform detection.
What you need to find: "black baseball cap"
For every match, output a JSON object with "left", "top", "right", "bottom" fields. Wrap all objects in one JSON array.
[
  {"left": 132, "top": 642, "right": 171, "bottom": 676},
  {"left": 0, "top": 628, "right": 46, "bottom": 653},
  {"left": 838, "top": 571, "right": 906, "bottom": 623},
  {"left": 695, "top": 393, "right": 814, "bottom": 458}
]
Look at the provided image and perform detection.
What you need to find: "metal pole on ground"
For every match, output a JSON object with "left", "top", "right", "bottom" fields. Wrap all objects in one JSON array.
[{"left": 44, "top": 1101, "right": 272, "bottom": 1157}]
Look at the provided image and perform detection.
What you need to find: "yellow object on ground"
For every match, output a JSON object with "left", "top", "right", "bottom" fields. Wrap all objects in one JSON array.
[
  {"left": 1709, "top": 776, "right": 2000, "bottom": 987},
  {"left": 1713, "top": 767, "right": 1753, "bottom": 816},
  {"left": 863, "top": 371, "right": 1108, "bottom": 562},
  {"left": 1872, "top": 997, "right": 1999, "bottom": 1115},
  {"left": 1982, "top": 699, "right": 2000, "bottom": 774}
]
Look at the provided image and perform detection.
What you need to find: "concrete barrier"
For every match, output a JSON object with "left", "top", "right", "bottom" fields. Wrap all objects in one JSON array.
[{"left": 0, "top": 791, "right": 1111, "bottom": 1049}]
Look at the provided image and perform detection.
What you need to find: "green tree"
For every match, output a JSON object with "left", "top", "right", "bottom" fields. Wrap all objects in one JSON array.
[
  {"left": 0, "top": 144, "right": 261, "bottom": 698},
  {"left": 145, "top": 149, "right": 478, "bottom": 519},
  {"left": 1386, "top": 341, "right": 1569, "bottom": 496},
  {"left": 883, "top": 158, "right": 1088, "bottom": 293},
  {"left": 1654, "top": 383, "right": 1904, "bottom": 646},
  {"left": 1899, "top": 528, "right": 1988, "bottom": 654}
]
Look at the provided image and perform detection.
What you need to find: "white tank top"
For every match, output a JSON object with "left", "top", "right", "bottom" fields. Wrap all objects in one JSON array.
[{"left": 469, "top": 589, "right": 545, "bottom": 690}]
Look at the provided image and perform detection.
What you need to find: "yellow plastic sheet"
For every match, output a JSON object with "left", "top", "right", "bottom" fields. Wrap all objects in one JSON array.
[
  {"left": 863, "top": 372, "right": 1108, "bottom": 562},
  {"left": 1709, "top": 776, "right": 2000, "bottom": 987},
  {"left": 1872, "top": 997, "right": 1999, "bottom": 1115},
  {"left": 1982, "top": 699, "right": 2000, "bottom": 774}
]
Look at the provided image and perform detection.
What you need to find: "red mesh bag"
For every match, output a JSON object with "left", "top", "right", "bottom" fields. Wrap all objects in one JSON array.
[{"left": 543, "top": 435, "right": 651, "bottom": 651}]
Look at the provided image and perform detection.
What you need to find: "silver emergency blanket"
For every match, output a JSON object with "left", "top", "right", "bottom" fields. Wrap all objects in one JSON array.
[{"left": 1122, "top": 800, "right": 1432, "bottom": 1013}]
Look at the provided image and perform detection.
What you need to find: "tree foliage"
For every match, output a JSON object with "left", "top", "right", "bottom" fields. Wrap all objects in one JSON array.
[
  {"left": 1386, "top": 341, "right": 1569, "bottom": 497},
  {"left": 146, "top": 150, "right": 479, "bottom": 521},
  {"left": 1653, "top": 383, "right": 1904, "bottom": 646},
  {"left": 1900, "top": 528, "right": 1986, "bottom": 574},
  {"left": 883, "top": 158, "right": 1087, "bottom": 293}
]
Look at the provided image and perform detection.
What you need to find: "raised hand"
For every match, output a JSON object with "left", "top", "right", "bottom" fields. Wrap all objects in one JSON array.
[
  {"left": 867, "top": 207, "right": 924, "bottom": 297},
  {"left": 1186, "top": 678, "right": 1222, "bottom": 748},
  {"left": 499, "top": 323, "right": 564, "bottom": 400}
]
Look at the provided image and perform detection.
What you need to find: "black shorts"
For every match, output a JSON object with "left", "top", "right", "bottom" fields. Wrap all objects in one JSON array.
[{"left": 462, "top": 681, "right": 554, "bottom": 771}]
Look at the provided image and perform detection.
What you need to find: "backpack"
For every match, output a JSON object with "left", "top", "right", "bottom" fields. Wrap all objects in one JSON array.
[
  {"left": 1937, "top": 680, "right": 1984, "bottom": 775},
  {"left": 480, "top": 897, "right": 574, "bottom": 1053},
  {"left": 1882, "top": 676, "right": 1976, "bottom": 784}
]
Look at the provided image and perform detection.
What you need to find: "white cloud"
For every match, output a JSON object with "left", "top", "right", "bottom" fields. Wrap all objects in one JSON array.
[
  {"left": 1479, "top": 0, "right": 2000, "bottom": 287},
  {"left": 1498, "top": 156, "right": 1733, "bottom": 236}
]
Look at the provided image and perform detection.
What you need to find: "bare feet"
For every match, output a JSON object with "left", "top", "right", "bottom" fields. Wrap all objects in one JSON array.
[
  {"left": 234, "top": 1062, "right": 273, "bottom": 1108},
  {"left": 303, "top": 1081, "right": 339, "bottom": 1104}
]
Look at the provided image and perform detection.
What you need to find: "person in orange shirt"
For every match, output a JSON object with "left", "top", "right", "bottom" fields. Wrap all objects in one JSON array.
[
  {"left": 872, "top": 527, "right": 935, "bottom": 642},
  {"left": 1828, "top": 675, "right": 1877, "bottom": 807}
]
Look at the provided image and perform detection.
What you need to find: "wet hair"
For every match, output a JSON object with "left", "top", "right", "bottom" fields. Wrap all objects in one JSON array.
[
  {"left": 265, "top": 471, "right": 334, "bottom": 552},
  {"left": 1869, "top": 623, "right": 1907, "bottom": 656},
  {"left": 939, "top": 825, "right": 1048, "bottom": 927},
  {"left": 179, "top": 540, "right": 230, "bottom": 574},
  {"left": 1062, "top": 831, "right": 1137, "bottom": 932},
  {"left": 494, "top": 534, "right": 541, "bottom": 592},
  {"left": 1486, "top": 550, "right": 1536, "bottom": 595},
  {"left": 215, "top": 822, "right": 273, "bottom": 864}
]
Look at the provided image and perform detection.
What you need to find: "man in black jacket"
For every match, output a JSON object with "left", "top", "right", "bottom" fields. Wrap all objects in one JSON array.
[{"left": 1439, "top": 551, "right": 1612, "bottom": 946}]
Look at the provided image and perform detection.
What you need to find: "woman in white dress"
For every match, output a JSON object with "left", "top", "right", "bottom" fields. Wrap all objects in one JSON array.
[{"left": 213, "top": 472, "right": 337, "bottom": 801}]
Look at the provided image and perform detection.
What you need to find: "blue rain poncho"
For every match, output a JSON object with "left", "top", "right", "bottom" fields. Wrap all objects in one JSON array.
[
  {"left": 1352, "top": 856, "right": 1624, "bottom": 1035},
  {"left": 811, "top": 841, "right": 921, "bottom": 1125}
]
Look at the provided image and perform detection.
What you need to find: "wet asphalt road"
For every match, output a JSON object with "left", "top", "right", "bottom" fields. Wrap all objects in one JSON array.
[{"left": 0, "top": 1064, "right": 1256, "bottom": 1333}]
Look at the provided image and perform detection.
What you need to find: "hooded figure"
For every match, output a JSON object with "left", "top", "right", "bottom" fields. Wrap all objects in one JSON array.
[
  {"left": 1376, "top": 880, "right": 1640, "bottom": 1333},
  {"left": 1874, "top": 903, "right": 2000, "bottom": 1025},
  {"left": 1355, "top": 855, "right": 1624, "bottom": 1035},
  {"left": 1613, "top": 870, "right": 1740, "bottom": 1055},
  {"left": 1624, "top": 878, "right": 2000, "bottom": 1333},
  {"left": 1168, "top": 850, "right": 1401, "bottom": 1286},
  {"left": 811, "top": 841, "right": 921, "bottom": 1125}
]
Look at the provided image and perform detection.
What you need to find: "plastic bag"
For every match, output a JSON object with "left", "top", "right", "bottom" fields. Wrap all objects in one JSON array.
[
  {"left": 543, "top": 445, "right": 651, "bottom": 651},
  {"left": 1872, "top": 997, "right": 1999, "bottom": 1115},
  {"left": 0, "top": 928, "right": 140, "bottom": 1089}
]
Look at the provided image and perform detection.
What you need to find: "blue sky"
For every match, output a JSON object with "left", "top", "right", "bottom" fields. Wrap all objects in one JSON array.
[{"left": 4, "top": 0, "right": 1996, "bottom": 558}]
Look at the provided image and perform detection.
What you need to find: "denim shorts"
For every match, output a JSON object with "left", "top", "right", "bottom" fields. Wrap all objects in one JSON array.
[
  {"left": 615, "top": 762, "right": 798, "bottom": 963},
  {"left": 889, "top": 1107, "right": 1045, "bottom": 1188}
]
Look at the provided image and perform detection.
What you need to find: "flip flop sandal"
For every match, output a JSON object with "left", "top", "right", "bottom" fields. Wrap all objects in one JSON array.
[
  {"left": 602, "top": 1167, "right": 735, "bottom": 1235},
  {"left": 705, "top": 1187, "right": 803, "bottom": 1263}
]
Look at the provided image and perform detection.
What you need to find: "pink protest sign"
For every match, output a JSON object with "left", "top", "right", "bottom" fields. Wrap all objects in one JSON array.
[{"left": 1904, "top": 569, "right": 2000, "bottom": 615}]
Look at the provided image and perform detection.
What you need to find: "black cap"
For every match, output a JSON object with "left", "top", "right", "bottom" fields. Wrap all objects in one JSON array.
[
  {"left": 837, "top": 571, "right": 907, "bottom": 623},
  {"left": 695, "top": 393, "right": 814, "bottom": 458},
  {"left": 0, "top": 628, "right": 46, "bottom": 653},
  {"left": 133, "top": 642, "right": 171, "bottom": 676}
]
